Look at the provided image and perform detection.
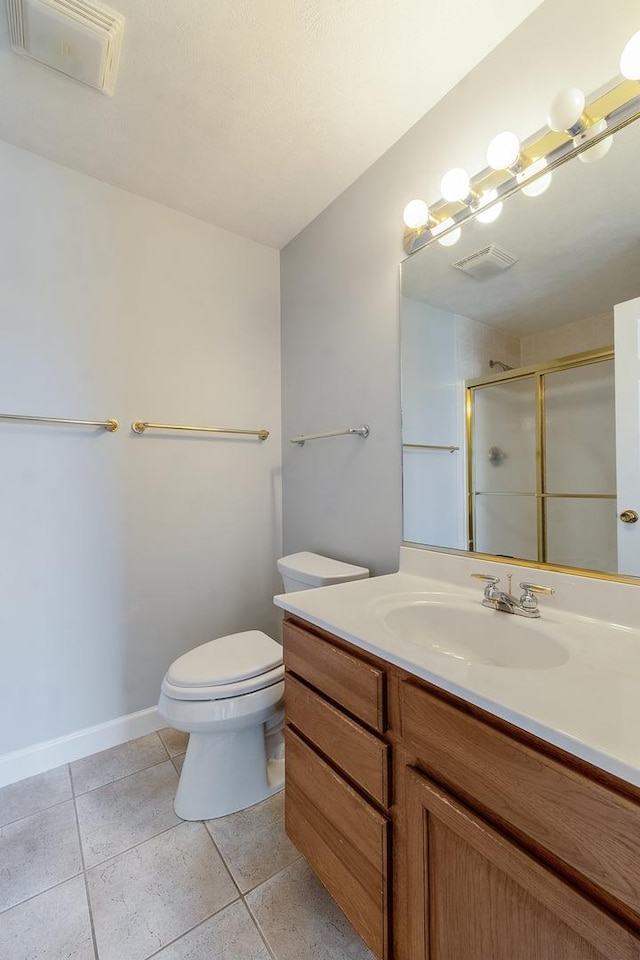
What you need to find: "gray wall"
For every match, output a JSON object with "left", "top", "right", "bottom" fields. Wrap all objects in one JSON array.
[
  {"left": 0, "top": 142, "right": 281, "bottom": 757},
  {"left": 281, "top": 0, "right": 637, "bottom": 576}
]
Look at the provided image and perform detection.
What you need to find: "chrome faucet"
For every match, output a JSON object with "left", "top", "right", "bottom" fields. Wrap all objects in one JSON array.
[{"left": 471, "top": 573, "right": 554, "bottom": 618}]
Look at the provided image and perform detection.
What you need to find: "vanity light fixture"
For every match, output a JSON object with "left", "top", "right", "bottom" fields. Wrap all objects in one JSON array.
[
  {"left": 620, "top": 30, "right": 640, "bottom": 80},
  {"left": 402, "top": 199, "right": 430, "bottom": 229},
  {"left": 402, "top": 30, "right": 640, "bottom": 255},
  {"left": 486, "top": 131, "right": 522, "bottom": 171}
]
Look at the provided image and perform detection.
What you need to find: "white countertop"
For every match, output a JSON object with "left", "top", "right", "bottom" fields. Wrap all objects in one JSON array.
[{"left": 274, "top": 548, "right": 640, "bottom": 788}]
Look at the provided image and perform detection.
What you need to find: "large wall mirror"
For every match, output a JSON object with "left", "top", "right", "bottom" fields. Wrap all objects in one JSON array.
[{"left": 400, "top": 111, "right": 640, "bottom": 580}]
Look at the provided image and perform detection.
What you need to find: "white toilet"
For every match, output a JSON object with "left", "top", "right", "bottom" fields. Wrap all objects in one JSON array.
[{"left": 158, "top": 551, "right": 369, "bottom": 820}]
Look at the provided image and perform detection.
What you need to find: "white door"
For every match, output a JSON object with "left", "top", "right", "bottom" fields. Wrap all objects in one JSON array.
[{"left": 614, "top": 296, "right": 640, "bottom": 576}]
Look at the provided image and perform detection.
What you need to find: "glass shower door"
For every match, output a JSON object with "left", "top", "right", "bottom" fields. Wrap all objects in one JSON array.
[
  {"left": 543, "top": 360, "right": 617, "bottom": 572},
  {"left": 470, "top": 376, "right": 538, "bottom": 561},
  {"left": 468, "top": 354, "right": 616, "bottom": 571}
]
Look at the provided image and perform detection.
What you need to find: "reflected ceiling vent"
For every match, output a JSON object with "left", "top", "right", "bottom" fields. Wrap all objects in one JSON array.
[
  {"left": 6, "top": 0, "right": 125, "bottom": 95},
  {"left": 451, "top": 243, "right": 518, "bottom": 280}
]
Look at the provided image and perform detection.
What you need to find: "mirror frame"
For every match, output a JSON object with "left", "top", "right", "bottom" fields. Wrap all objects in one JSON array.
[{"left": 401, "top": 79, "right": 640, "bottom": 585}]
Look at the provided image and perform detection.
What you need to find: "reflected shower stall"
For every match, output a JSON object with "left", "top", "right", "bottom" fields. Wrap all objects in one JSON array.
[{"left": 467, "top": 350, "right": 616, "bottom": 573}]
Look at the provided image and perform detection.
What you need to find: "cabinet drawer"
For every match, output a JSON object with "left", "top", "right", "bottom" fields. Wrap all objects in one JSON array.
[
  {"left": 283, "top": 619, "right": 386, "bottom": 732},
  {"left": 286, "top": 673, "right": 390, "bottom": 807},
  {"left": 401, "top": 680, "right": 640, "bottom": 926},
  {"left": 284, "top": 726, "right": 389, "bottom": 959}
]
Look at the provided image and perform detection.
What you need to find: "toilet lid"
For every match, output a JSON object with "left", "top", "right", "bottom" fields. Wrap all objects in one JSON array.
[
  {"left": 161, "top": 663, "right": 284, "bottom": 701},
  {"left": 166, "top": 631, "right": 282, "bottom": 688}
]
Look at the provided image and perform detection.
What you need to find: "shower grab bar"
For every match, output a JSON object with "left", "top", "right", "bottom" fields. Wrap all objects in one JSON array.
[
  {"left": 0, "top": 412, "right": 118, "bottom": 431},
  {"left": 132, "top": 421, "right": 269, "bottom": 440},
  {"left": 290, "top": 425, "right": 370, "bottom": 446},
  {"left": 403, "top": 442, "right": 459, "bottom": 452}
]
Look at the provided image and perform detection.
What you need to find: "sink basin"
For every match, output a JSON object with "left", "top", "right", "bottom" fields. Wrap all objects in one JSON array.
[{"left": 375, "top": 596, "right": 568, "bottom": 669}]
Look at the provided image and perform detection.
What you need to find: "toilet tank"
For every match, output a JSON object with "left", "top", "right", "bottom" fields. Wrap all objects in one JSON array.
[{"left": 277, "top": 551, "right": 369, "bottom": 593}]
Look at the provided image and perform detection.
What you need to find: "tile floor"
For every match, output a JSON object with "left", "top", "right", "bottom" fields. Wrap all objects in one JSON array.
[{"left": 0, "top": 730, "right": 374, "bottom": 960}]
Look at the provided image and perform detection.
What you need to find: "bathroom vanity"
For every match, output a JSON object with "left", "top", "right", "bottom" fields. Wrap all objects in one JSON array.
[{"left": 275, "top": 551, "right": 640, "bottom": 960}]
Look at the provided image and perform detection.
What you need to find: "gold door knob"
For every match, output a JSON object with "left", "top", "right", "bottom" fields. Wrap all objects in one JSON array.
[{"left": 619, "top": 510, "right": 639, "bottom": 523}]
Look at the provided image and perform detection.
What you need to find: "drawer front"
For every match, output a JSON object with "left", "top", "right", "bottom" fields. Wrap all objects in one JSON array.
[
  {"left": 285, "top": 726, "right": 389, "bottom": 959},
  {"left": 286, "top": 673, "right": 390, "bottom": 807},
  {"left": 283, "top": 619, "right": 386, "bottom": 732},
  {"left": 401, "top": 680, "right": 640, "bottom": 926}
]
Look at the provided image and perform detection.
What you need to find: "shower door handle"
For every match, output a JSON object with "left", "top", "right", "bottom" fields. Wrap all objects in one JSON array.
[{"left": 619, "top": 509, "right": 639, "bottom": 523}]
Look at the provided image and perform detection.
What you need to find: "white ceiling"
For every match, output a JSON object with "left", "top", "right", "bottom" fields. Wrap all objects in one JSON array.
[{"left": 0, "top": 0, "right": 541, "bottom": 248}]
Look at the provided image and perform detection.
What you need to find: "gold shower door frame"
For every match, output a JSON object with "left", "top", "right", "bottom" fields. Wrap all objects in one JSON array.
[{"left": 465, "top": 347, "right": 615, "bottom": 561}]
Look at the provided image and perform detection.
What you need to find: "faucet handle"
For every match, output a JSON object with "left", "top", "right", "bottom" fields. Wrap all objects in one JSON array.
[
  {"left": 471, "top": 573, "right": 501, "bottom": 599},
  {"left": 519, "top": 581, "right": 554, "bottom": 595},
  {"left": 519, "top": 581, "right": 555, "bottom": 611}
]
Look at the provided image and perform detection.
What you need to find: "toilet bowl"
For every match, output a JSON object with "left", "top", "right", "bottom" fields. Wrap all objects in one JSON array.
[{"left": 158, "top": 552, "right": 369, "bottom": 821}]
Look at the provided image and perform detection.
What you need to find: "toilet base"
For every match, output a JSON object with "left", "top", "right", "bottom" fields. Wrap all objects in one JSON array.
[{"left": 174, "top": 721, "right": 285, "bottom": 820}]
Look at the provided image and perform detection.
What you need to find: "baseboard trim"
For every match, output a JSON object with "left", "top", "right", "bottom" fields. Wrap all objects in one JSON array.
[{"left": 0, "top": 706, "right": 165, "bottom": 788}]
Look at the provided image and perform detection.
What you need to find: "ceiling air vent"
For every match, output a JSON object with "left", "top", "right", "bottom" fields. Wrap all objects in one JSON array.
[
  {"left": 6, "top": 0, "right": 125, "bottom": 95},
  {"left": 452, "top": 243, "right": 518, "bottom": 280}
]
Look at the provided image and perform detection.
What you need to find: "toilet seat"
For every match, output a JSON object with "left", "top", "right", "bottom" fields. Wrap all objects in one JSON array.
[{"left": 161, "top": 630, "right": 284, "bottom": 702}]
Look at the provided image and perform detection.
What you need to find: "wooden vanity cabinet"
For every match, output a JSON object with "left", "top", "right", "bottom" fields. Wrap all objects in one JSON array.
[
  {"left": 282, "top": 615, "right": 640, "bottom": 960},
  {"left": 282, "top": 617, "right": 391, "bottom": 959}
]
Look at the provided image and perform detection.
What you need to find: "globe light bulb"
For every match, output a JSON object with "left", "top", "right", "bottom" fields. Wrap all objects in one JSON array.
[
  {"left": 547, "top": 88, "right": 586, "bottom": 135},
  {"left": 437, "top": 227, "right": 461, "bottom": 247},
  {"left": 620, "top": 30, "right": 640, "bottom": 80},
  {"left": 575, "top": 119, "right": 613, "bottom": 164},
  {"left": 486, "top": 131, "right": 520, "bottom": 170},
  {"left": 440, "top": 168, "right": 471, "bottom": 203},
  {"left": 522, "top": 171, "right": 552, "bottom": 197},
  {"left": 402, "top": 199, "right": 430, "bottom": 229},
  {"left": 517, "top": 158, "right": 552, "bottom": 197},
  {"left": 476, "top": 191, "right": 503, "bottom": 224},
  {"left": 578, "top": 135, "right": 613, "bottom": 163}
]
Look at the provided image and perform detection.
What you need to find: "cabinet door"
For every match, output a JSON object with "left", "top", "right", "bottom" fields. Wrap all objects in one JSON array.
[{"left": 405, "top": 767, "right": 640, "bottom": 960}]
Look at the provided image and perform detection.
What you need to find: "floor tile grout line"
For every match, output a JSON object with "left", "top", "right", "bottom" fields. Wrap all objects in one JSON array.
[
  {"left": 81, "top": 816, "right": 189, "bottom": 873},
  {"left": 240, "top": 853, "right": 303, "bottom": 898},
  {"left": 243, "top": 895, "right": 279, "bottom": 960},
  {"left": 69, "top": 757, "right": 79, "bottom": 798},
  {"left": 140, "top": 895, "right": 245, "bottom": 960},
  {"left": 156, "top": 729, "right": 174, "bottom": 762},
  {"left": 0, "top": 791, "right": 74, "bottom": 830},
  {"left": 201, "top": 817, "right": 244, "bottom": 900},
  {"left": 72, "top": 754, "right": 176, "bottom": 799},
  {"left": 241, "top": 894, "right": 278, "bottom": 960},
  {"left": 240, "top": 853, "right": 310, "bottom": 959},
  {"left": 72, "top": 787, "right": 101, "bottom": 960},
  {"left": 0, "top": 868, "right": 84, "bottom": 918}
]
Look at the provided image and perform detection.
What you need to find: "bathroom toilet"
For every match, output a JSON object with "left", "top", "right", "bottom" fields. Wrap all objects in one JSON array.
[{"left": 158, "top": 551, "right": 369, "bottom": 820}]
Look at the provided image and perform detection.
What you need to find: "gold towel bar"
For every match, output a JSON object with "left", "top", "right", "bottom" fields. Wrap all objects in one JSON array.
[
  {"left": 132, "top": 421, "right": 269, "bottom": 440},
  {"left": 0, "top": 413, "right": 118, "bottom": 431}
]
